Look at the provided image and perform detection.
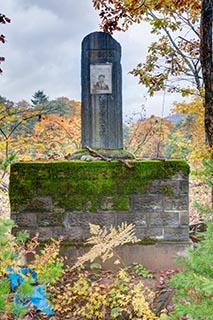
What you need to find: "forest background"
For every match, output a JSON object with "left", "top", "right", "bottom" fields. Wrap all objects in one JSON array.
[
  {"left": 1, "top": 0, "right": 212, "bottom": 221},
  {"left": 0, "top": 88, "right": 211, "bottom": 224}
]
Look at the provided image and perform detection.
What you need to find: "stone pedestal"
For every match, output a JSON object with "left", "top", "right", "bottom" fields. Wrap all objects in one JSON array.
[{"left": 10, "top": 160, "right": 191, "bottom": 270}]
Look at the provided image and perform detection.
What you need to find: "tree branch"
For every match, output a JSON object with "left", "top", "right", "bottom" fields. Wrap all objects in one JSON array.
[{"left": 86, "top": 146, "right": 133, "bottom": 169}]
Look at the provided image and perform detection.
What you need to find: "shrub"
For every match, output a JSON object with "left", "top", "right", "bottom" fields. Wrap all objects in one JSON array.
[
  {"left": 53, "top": 267, "right": 159, "bottom": 320},
  {"left": 169, "top": 218, "right": 213, "bottom": 319},
  {"left": 0, "top": 218, "right": 63, "bottom": 319}
]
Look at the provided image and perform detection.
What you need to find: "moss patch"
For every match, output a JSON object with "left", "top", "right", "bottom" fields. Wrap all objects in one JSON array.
[
  {"left": 9, "top": 160, "right": 189, "bottom": 212},
  {"left": 159, "top": 185, "right": 175, "bottom": 196}
]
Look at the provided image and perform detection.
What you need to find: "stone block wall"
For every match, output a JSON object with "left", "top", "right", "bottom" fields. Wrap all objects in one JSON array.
[{"left": 9, "top": 160, "right": 189, "bottom": 244}]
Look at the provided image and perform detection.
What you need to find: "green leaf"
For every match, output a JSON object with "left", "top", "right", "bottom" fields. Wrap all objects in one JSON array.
[
  {"left": 17, "top": 278, "right": 35, "bottom": 296},
  {"left": 0, "top": 277, "right": 10, "bottom": 294},
  {"left": 110, "top": 307, "right": 122, "bottom": 318},
  {"left": 16, "top": 230, "right": 29, "bottom": 243}
]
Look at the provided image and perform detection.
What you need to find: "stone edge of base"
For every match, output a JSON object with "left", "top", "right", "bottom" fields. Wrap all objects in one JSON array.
[{"left": 56, "top": 240, "right": 192, "bottom": 271}]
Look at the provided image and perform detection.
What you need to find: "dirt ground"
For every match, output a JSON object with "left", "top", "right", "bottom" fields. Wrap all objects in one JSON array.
[
  {"left": 22, "top": 267, "right": 177, "bottom": 320},
  {"left": 189, "top": 180, "right": 212, "bottom": 224}
]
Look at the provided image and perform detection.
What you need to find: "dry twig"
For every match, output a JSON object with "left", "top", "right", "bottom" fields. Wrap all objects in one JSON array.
[{"left": 86, "top": 146, "right": 133, "bottom": 168}]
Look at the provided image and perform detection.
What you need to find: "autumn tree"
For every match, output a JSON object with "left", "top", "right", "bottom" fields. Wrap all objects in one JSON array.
[
  {"left": 0, "top": 96, "right": 81, "bottom": 163},
  {"left": 46, "top": 97, "right": 81, "bottom": 117},
  {"left": 125, "top": 114, "right": 173, "bottom": 158},
  {"left": 92, "top": 0, "right": 213, "bottom": 147},
  {"left": 165, "top": 96, "right": 209, "bottom": 165},
  {"left": 27, "top": 114, "right": 81, "bottom": 159},
  {"left": 93, "top": 0, "right": 201, "bottom": 92},
  {"left": 159, "top": 94, "right": 211, "bottom": 168},
  {"left": 6, "top": 98, "right": 81, "bottom": 161},
  {"left": 0, "top": 13, "right": 11, "bottom": 74},
  {"left": 0, "top": 97, "right": 45, "bottom": 178},
  {"left": 24, "top": 99, "right": 81, "bottom": 160}
]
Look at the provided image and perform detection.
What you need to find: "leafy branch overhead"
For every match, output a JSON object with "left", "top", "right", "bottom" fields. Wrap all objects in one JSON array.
[
  {"left": 93, "top": 0, "right": 213, "bottom": 147},
  {"left": 93, "top": 0, "right": 201, "bottom": 97}
]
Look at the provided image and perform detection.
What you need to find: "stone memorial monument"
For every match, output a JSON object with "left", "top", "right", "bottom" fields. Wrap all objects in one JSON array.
[
  {"left": 9, "top": 31, "right": 190, "bottom": 270},
  {"left": 81, "top": 31, "right": 123, "bottom": 149}
]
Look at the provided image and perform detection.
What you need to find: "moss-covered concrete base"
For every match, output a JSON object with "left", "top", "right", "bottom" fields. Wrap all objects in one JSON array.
[{"left": 10, "top": 160, "right": 190, "bottom": 269}]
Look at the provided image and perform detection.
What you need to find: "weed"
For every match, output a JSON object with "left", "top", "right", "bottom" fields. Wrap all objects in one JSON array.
[
  {"left": 169, "top": 218, "right": 213, "bottom": 319},
  {"left": 132, "top": 262, "right": 154, "bottom": 278},
  {"left": 0, "top": 218, "right": 64, "bottom": 319}
]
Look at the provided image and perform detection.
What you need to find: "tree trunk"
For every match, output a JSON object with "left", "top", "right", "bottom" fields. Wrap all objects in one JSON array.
[
  {"left": 200, "top": 0, "right": 213, "bottom": 206},
  {"left": 200, "top": 0, "right": 213, "bottom": 147}
]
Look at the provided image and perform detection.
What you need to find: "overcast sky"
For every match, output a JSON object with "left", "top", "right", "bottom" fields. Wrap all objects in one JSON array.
[{"left": 1, "top": 0, "right": 182, "bottom": 118}]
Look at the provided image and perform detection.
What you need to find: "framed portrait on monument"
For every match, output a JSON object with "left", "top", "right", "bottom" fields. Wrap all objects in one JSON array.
[{"left": 90, "top": 64, "right": 112, "bottom": 94}]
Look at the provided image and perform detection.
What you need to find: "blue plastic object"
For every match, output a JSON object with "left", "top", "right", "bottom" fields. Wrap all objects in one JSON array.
[
  {"left": 7, "top": 267, "right": 54, "bottom": 316},
  {"left": 28, "top": 285, "right": 54, "bottom": 315},
  {"left": 7, "top": 266, "right": 37, "bottom": 291}
]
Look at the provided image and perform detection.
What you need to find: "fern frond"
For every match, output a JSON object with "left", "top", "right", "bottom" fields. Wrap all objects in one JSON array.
[{"left": 71, "top": 223, "right": 139, "bottom": 270}]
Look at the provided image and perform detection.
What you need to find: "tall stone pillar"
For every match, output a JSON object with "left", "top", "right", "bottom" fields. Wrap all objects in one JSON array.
[{"left": 81, "top": 31, "right": 123, "bottom": 149}]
